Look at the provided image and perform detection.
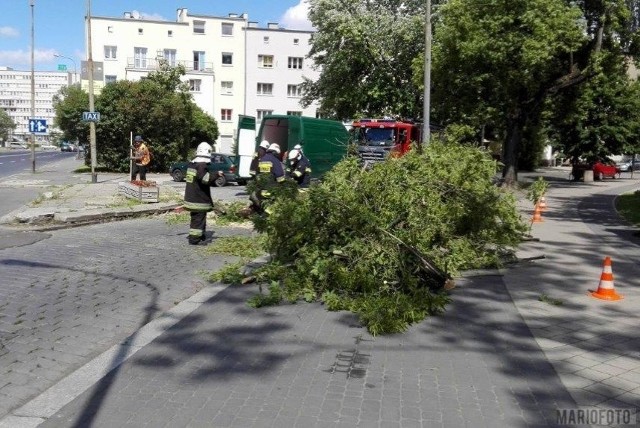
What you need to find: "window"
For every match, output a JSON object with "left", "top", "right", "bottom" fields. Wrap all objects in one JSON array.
[
  {"left": 221, "top": 109, "right": 232, "bottom": 121},
  {"left": 105, "top": 75, "right": 117, "bottom": 84},
  {"left": 257, "top": 83, "right": 273, "bottom": 95},
  {"left": 108, "top": 26, "right": 113, "bottom": 33},
  {"left": 287, "top": 111, "right": 302, "bottom": 116},
  {"left": 263, "top": 36, "right": 270, "bottom": 44},
  {"left": 221, "top": 81, "right": 233, "bottom": 94},
  {"left": 293, "top": 38, "right": 299, "bottom": 45},
  {"left": 134, "top": 47, "right": 147, "bottom": 68},
  {"left": 222, "top": 23, "right": 233, "bottom": 36},
  {"left": 258, "top": 54, "right": 274, "bottom": 68},
  {"left": 257, "top": 109, "right": 273, "bottom": 120},
  {"left": 164, "top": 49, "right": 177, "bottom": 66},
  {"left": 168, "top": 30, "right": 173, "bottom": 37},
  {"left": 189, "top": 79, "right": 201, "bottom": 92},
  {"left": 287, "top": 84, "right": 302, "bottom": 97},
  {"left": 288, "top": 57, "right": 303, "bottom": 69},
  {"left": 193, "top": 20, "right": 205, "bottom": 34},
  {"left": 138, "top": 28, "right": 143, "bottom": 35},
  {"left": 104, "top": 45, "right": 117, "bottom": 60},
  {"left": 193, "top": 51, "right": 205, "bottom": 71},
  {"left": 222, "top": 53, "right": 233, "bottom": 65}
]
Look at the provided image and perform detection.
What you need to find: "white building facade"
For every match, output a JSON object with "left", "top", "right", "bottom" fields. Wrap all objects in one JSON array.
[
  {"left": 88, "top": 9, "right": 318, "bottom": 153},
  {"left": 0, "top": 67, "right": 71, "bottom": 143},
  {"left": 244, "top": 23, "right": 320, "bottom": 125}
]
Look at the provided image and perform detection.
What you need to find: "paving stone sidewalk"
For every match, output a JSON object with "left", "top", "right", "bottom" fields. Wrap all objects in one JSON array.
[{"left": 34, "top": 272, "right": 576, "bottom": 428}]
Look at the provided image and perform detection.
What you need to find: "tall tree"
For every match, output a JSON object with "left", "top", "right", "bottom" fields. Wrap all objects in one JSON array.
[
  {"left": 52, "top": 85, "right": 90, "bottom": 145},
  {"left": 432, "top": 0, "right": 639, "bottom": 185},
  {"left": 302, "top": 0, "right": 428, "bottom": 119},
  {"left": 0, "top": 109, "right": 16, "bottom": 143}
]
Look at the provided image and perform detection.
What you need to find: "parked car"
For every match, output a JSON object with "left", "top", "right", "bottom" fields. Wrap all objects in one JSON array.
[
  {"left": 592, "top": 161, "right": 620, "bottom": 180},
  {"left": 60, "top": 142, "right": 77, "bottom": 152},
  {"left": 9, "top": 141, "right": 28, "bottom": 149},
  {"left": 169, "top": 153, "right": 239, "bottom": 187},
  {"left": 40, "top": 144, "right": 57, "bottom": 151},
  {"left": 616, "top": 159, "right": 640, "bottom": 172}
]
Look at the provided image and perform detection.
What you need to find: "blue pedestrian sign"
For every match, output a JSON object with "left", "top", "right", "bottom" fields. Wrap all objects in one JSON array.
[
  {"left": 82, "top": 111, "right": 100, "bottom": 122},
  {"left": 28, "top": 119, "right": 47, "bottom": 133}
]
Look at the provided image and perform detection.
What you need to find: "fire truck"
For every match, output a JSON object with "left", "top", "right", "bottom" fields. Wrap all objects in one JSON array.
[{"left": 350, "top": 118, "right": 423, "bottom": 166}]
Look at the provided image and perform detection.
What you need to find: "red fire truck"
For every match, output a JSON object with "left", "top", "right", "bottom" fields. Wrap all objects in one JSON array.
[{"left": 350, "top": 118, "right": 423, "bottom": 166}]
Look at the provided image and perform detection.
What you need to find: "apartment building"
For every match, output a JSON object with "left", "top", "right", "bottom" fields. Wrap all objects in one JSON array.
[
  {"left": 88, "top": 9, "right": 318, "bottom": 153},
  {"left": 0, "top": 67, "right": 70, "bottom": 142},
  {"left": 245, "top": 22, "right": 320, "bottom": 125}
]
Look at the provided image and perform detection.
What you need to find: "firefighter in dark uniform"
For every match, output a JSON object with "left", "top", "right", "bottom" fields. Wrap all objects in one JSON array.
[
  {"left": 183, "top": 142, "right": 216, "bottom": 245},
  {"left": 287, "top": 147, "right": 312, "bottom": 188},
  {"left": 249, "top": 140, "right": 271, "bottom": 179},
  {"left": 254, "top": 143, "right": 286, "bottom": 213}
]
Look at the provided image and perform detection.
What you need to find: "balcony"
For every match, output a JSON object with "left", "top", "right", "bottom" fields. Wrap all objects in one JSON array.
[{"left": 125, "top": 58, "right": 214, "bottom": 74}]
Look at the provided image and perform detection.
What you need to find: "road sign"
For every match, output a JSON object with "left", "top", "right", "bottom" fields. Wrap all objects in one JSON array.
[
  {"left": 28, "top": 119, "right": 47, "bottom": 133},
  {"left": 82, "top": 111, "right": 100, "bottom": 122},
  {"left": 57, "top": 64, "right": 67, "bottom": 71}
]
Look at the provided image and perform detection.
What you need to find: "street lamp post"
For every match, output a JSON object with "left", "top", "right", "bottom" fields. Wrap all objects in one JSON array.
[
  {"left": 30, "top": 0, "right": 36, "bottom": 173},
  {"left": 422, "top": 0, "right": 432, "bottom": 147},
  {"left": 54, "top": 53, "right": 77, "bottom": 84}
]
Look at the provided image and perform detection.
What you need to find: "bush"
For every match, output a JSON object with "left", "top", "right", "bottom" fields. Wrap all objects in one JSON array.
[{"left": 249, "top": 141, "right": 527, "bottom": 334}]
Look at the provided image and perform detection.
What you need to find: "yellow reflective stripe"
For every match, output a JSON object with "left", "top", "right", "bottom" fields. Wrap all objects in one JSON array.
[
  {"left": 183, "top": 202, "right": 213, "bottom": 211},
  {"left": 305, "top": 167, "right": 311, "bottom": 173},
  {"left": 276, "top": 176, "right": 285, "bottom": 182},
  {"left": 189, "top": 229, "right": 203, "bottom": 236},
  {"left": 258, "top": 161, "right": 272, "bottom": 173},
  {"left": 293, "top": 170, "right": 302, "bottom": 177},
  {"left": 202, "top": 172, "right": 211, "bottom": 183}
]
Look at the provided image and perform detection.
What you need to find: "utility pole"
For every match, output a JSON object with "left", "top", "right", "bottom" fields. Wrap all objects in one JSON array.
[
  {"left": 422, "top": 0, "right": 432, "bottom": 146},
  {"left": 87, "top": 0, "right": 97, "bottom": 183},
  {"left": 30, "top": 0, "right": 36, "bottom": 173}
]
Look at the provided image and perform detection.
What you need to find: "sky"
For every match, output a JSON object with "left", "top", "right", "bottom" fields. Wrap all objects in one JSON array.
[{"left": 0, "top": 0, "right": 313, "bottom": 72}]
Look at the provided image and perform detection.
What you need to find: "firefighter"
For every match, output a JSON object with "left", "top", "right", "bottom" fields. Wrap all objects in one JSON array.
[
  {"left": 183, "top": 142, "right": 216, "bottom": 245},
  {"left": 249, "top": 140, "right": 271, "bottom": 179},
  {"left": 287, "top": 147, "right": 312, "bottom": 188},
  {"left": 252, "top": 143, "right": 286, "bottom": 213}
]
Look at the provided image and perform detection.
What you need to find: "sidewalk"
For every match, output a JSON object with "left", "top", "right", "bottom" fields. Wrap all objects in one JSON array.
[
  {"left": 2, "top": 167, "right": 640, "bottom": 427},
  {"left": 0, "top": 170, "right": 181, "bottom": 229}
]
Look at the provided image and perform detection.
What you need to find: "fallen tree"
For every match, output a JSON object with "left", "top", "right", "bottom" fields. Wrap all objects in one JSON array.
[{"left": 247, "top": 141, "right": 527, "bottom": 335}]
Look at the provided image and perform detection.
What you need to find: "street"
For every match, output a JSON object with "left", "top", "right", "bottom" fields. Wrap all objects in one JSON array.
[{"left": 0, "top": 150, "right": 75, "bottom": 179}]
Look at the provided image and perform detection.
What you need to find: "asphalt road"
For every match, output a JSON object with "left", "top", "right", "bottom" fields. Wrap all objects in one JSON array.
[{"left": 0, "top": 150, "right": 75, "bottom": 179}]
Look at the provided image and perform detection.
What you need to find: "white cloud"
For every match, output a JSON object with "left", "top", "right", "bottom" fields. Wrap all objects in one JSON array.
[
  {"left": 280, "top": 0, "right": 314, "bottom": 31},
  {"left": 0, "top": 48, "right": 60, "bottom": 69},
  {"left": 0, "top": 26, "right": 19, "bottom": 37}
]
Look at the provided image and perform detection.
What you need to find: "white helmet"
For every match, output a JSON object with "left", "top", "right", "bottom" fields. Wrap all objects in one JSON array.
[
  {"left": 268, "top": 143, "right": 281, "bottom": 154},
  {"left": 293, "top": 144, "right": 303, "bottom": 152},
  {"left": 195, "top": 142, "right": 212, "bottom": 158},
  {"left": 288, "top": 149, "right": 300, "bottom": 161},
  {"left": 259, "top": 140, "right": 270, "bottom": 150}
]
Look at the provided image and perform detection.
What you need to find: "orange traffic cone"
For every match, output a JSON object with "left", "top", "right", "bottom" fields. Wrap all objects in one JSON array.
[
  {"left": 538, "top": 196, "right": 548, "bottom": 211},
  {"left": 531, "top": 203, "right": 543, "bottom": 223},
  {"left": 590, "top": 256, "right": 623, "bottom": 301}
]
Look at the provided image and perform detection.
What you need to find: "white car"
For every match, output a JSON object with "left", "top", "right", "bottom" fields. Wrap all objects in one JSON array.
[
  {"left": 40, "top": 144, "right": 57, "bottom": 150},
  {"left": 9, "top": 142, "right": 28, "bottom": 149}
]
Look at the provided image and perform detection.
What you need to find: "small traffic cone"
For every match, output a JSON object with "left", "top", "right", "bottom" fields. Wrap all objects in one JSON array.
[
  {"left": 531, "top": 203, "right": 543, "bottom": 223},
  {"left": 538, "top": 196, "right": 548, "bottom": 211},
  {"left": 590, "top": 256, "right": 623, "bottom": 301}
]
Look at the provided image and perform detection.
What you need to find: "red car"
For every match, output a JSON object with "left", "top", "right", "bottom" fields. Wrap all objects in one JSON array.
[{"left": 592, "top": 161, "right": 620, "bottom": 180}]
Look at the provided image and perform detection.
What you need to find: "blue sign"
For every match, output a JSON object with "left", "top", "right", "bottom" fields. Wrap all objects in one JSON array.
[
  {"left": 28, "top": 119, "right": 47, "bottom": 133},
  {"left": 82, "top": 111, "right": 100, "bottom": 122}
]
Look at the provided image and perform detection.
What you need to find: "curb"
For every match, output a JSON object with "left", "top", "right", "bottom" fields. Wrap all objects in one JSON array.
[{"left": 0, "top": 203, "right": 182, "bottom": 231}]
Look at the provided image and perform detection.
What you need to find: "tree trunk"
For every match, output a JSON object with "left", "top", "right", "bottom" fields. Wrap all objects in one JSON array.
[{"left": 501, "top": 110, "right": 526, "bottom": 187}]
